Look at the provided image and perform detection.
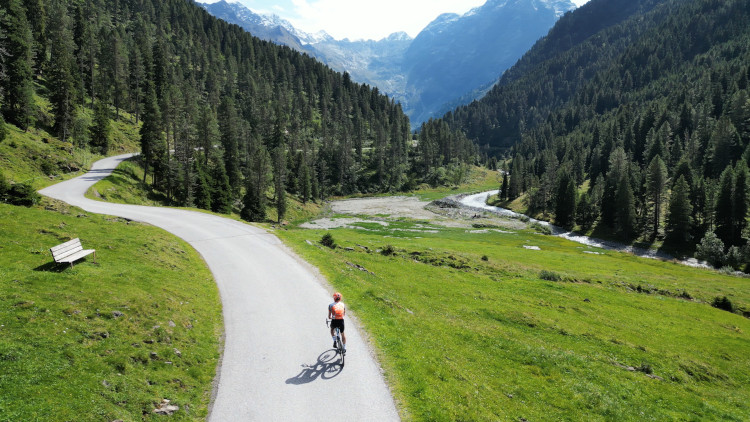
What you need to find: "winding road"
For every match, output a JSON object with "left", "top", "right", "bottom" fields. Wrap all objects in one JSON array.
[{"left": 39, "top": 154, "right": 400, "bottom": 421}]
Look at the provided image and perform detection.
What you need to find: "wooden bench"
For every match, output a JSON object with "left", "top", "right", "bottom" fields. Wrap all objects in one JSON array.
[{"left": 50, "top": 238, "right": 96, "bottom": 267}]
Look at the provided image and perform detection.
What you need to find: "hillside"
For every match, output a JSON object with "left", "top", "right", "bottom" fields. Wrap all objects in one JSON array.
[
  {"left": 199, "top": 0, "right": 576, "bottom": 126},
  {"left": 0, "top": 0, "right": 475, "bottom": 223},
  {"left": 442, "top": 0, "right": 750, "bottom": 263}
]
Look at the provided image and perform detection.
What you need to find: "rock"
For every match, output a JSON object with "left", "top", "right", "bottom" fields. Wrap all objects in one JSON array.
[
  {"left": 168, "top": 320, "right": 176, "bottom": 327},
  {"left": 584, "top": 298, "right": 591, "bottom": 302},
  {"left": 112, "top": 311, "right": 124, "bottom": 318},
  {"left": 153, "top": 399, "right": 179, "bottom": 415},
  {"left": 150, "top": 352, "right": 158, "bottom": 359},
  {"left": 305, "top": 240, "right": 313, "bottom": 245},
  {"left": 173, "top": 348, "right": 182, "bottom": 357}
]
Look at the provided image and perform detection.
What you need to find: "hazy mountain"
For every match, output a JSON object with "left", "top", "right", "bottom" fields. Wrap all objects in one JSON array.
[
  {"left": 404, "top": 0, "right": 576, "bottom": 124},
  {"left": 200, "top": 0, "right": 575, "bottom": 126}
]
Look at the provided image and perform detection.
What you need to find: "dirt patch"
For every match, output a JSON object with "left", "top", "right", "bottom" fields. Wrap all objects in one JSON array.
[{"left": 302, "top": 194, "right": 526, "bottom": 230}]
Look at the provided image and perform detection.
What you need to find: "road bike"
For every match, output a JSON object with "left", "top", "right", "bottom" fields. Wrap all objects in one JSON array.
[{"left": 326, "top": 319, "right": 345, "bottom": 366}]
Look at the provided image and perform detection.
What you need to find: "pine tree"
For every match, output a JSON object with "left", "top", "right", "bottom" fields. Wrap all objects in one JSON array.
[
  {"left": 89, "top": 100, "right": 111, "bottom": 154},
  {"left": 554, "top": 170, "right": 576, "bottom": 229},
  {"left": 665, "top": 176, "right": 693, "bottom": 245},
  {"left": 715, "top": 165, "right": 734, "bottom": 245},
  {"left": 47, "top": 0, "right": 77, "bottom": 141},
  {"left": 645, "top": 155, "right": 668, "bottom": 238},
  {"left": 218, "top": 94, "right": 241, "bottom": 195},
  {"left": 500, "top": 172, "right": 509, "bottom": 201},
  {"left": 732, "top": 163, "right": 749, "bottom": 246},
  {"left": 615, "top": 174, "right": 637, "bottom": 239},
  {"left": 273, "top": 146, "right": 287, "bottom": 223},
  {"left": 192, "top": 160, "right": 211, "bottom": 211},
  {"left": 139, "top": 81, "right": 162, "bottom": 183},
  {"left": 1, "top": 0, "right": 34, "bottom": 130}
]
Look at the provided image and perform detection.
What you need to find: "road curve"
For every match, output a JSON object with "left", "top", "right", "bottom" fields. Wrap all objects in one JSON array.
[{"left": 39, "top": 154, "right": 400, "bottom": 421}]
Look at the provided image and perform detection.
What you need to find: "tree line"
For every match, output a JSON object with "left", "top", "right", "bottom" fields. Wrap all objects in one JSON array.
[
  {"left": 443, "top": 0, "right": 750, "bottom": 269},
  {"left": 0, "top": 0, "right": 476, "bottom": 220}
]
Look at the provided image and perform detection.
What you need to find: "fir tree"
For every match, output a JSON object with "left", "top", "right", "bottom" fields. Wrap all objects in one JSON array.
[
  {"left": 89, "top": 100, "right": 111, "bottom": 154},
  {"left": 1, "top": 0, "right": 34, "bottom": 130},
  {"left": 47, "top": 0, "right": 77, "bottom": 141},
  {"left": 665, "top": 176, "right": 693, "bottom": 245},
  {"left": 645, "top": 155, "right": 668, "bottom": 238},
  {"left": 715, "top": 165, "right": 734, "bottom": 245}
]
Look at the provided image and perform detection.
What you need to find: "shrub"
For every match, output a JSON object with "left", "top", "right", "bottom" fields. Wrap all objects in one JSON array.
[
  {"left": 7, "top": 183, "right": 40, "bottom": 207},
  {"left": 0, "top": 174, "right": 9, "bottom": 202},
  {"left": 381, "top": 245, "right": 396, "bottom": 256},
  {"left": 481, "top": 255, "right": 489, "bottom": 261},
  {"left": 540, "top": 270, "right": 562, "bottom": 281},
  {"left": 531, "top": 222, "right": 552, "bottom": 235},
  {"left": 711, "top": 296, "right": 735, "bottom": 313},
  {"left": 320, "top": 233, "right": 336, "bottom": 249},
  {"left": 695, "top": 231, "right": 725, "bottom": 268}
]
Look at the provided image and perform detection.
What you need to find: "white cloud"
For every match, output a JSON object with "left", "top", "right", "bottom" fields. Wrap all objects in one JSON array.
[
  {"left": 209, "top": 0, "right": 592, "bottom": 41},
  {"left": 287, "top": 0, "right": 487, "bottom": 40}
]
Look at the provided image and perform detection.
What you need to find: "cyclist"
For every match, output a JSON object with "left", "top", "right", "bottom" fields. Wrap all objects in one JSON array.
[{"left": 328, "top": 292, "right": 346, "bottom": 354}]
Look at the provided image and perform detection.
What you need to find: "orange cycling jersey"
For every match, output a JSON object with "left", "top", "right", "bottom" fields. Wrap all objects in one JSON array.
[{"left": 330, "top": 302, "right": 345, "bottom": 319}]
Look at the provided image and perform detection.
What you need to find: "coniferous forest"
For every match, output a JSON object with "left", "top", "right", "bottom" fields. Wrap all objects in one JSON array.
[
  {"left": 0, "top": 0, "right": 476, "bottom": 222},
  {"left": 441, "top": 0, "right": 750, "bottom": 269}
]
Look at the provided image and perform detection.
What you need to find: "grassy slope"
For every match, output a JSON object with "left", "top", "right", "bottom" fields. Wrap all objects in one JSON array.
[
  {"left": 0, "top": 201, "right": 222, "bottom": 421},
  {"left": 276, "top": 220, "right": 750, "bottom": 421}
]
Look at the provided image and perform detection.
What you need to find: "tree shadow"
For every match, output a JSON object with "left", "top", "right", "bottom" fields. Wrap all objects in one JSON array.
[{"left": 285, "top": 349, "right": 343, "bottom": 385}]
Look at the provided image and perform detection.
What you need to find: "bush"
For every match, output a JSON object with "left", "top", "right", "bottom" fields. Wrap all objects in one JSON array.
[
  {"left": 320, "top": 233, "right": 336, "bottom": 249},
  {"left": 540, "top": 270, "right": 562, "bottom": 281},
  {"left": 711, "top": 296, "right": 735, "bottom": 313},
  {"left": 381, "top": 245, "right": 396, "bottom": 256},
  {"left": 695, "top": 231, "right": 725, "bottom": 268},
  {"left": 531, "top": 222, "right": 552, "bottom": 235},
  {"left": 6, "top": 183, "right": 40, "bottom": 207}
]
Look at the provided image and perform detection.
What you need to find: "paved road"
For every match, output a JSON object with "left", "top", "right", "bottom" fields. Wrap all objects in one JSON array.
[{"left": 39, "top": 154, "right": 400, "bottom": 421}]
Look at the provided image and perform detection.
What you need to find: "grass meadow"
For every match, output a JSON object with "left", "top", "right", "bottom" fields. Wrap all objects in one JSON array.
[
  {"left": 276, "top": 219, "right": 750, "bottom": 421},
  {"left": 0, "top": 201, "right": 222, "bottom": 421}
]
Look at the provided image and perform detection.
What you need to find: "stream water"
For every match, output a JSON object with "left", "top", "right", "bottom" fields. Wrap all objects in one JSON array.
[{"left": 458, "top": 191, "right": 709, "bottom": 268}]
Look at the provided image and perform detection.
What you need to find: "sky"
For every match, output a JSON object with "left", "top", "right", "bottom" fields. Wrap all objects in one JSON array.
[{"left": 205, "top": 0, "right": 591, "bottom": 41}]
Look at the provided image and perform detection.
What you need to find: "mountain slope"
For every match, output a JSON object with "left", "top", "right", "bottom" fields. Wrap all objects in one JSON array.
[
  {"left": 404, "top": 0, "right": 576, "bottom": 124},
  {"left": 199, "top": 0, "right": 575, "bottom": 126},
  {"left": 442, "top": 0, "right": 750, "bottom": 255}
]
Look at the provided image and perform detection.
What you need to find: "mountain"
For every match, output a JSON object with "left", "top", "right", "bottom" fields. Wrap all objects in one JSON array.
[
  {"left": 441, "top": 0, "right": 750, "bottom": 255},
  {"left": 199, "top": 0, "right": 575, "bottom": 126},
  {"left": 404, "top": 0, "right": 576, "bottom": 124}
]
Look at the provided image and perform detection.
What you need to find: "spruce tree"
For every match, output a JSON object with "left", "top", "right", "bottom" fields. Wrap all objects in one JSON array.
[
  {"left": 665, "top": 176, "right": 693, "bottom": 245},
  {"left": 645, "top": 155, "right": 668, "bottom": 238},
  {"left": 48, "top": 0, "right": 77, "bottom": 141},
  {"left": 139, "top": 81, "right": 162, "bottom": 183},
  {"left": 615, "top": 174, "right": 637, "bottom": 239},
  {"left": 1, "top": 0, "right": 34, "bottom": 130},
  {"left": 554, "top": 170, "right": 576, "bottom": 229},
  {"left": 715, "top": 165, "right": 734, "bottom": 245},
  {"left": 90, "top": 100, "right": 111, "bottom": 154},
  {"left": 732, "top": 163, "right": 749, "bottom": 246}
]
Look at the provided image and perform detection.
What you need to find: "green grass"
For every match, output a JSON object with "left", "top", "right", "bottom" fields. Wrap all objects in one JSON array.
[
  {"left": 277, "top": 220, "right": 750, "bottom": 421},
  {"left": 0, "top": 101, "right": 139, "bottom": 190},
  {"left": 411, "top": 166, "right": 501, "bottom": 201},
  {"left": 0, "top": 202, "right": 222, "bottom": 421}
]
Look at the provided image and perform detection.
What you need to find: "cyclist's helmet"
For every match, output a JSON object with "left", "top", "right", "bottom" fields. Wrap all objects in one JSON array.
[{"left": 333, "top": 292, "right": 342, "bottom": 301}]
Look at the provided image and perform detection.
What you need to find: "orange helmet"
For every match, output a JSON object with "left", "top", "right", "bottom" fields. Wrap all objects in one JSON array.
[{"left": 333, "top": 292, "right": 342, "bottom": 301}]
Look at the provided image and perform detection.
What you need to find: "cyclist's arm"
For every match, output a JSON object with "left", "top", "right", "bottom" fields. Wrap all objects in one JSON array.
[{"left": 327, "top": 304, "right": 332, "bottom": 320}]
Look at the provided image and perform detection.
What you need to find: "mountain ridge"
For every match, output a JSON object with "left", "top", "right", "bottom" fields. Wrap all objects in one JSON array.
[{"left": 199, "top": 0, "right": 576, "bottom": 126}]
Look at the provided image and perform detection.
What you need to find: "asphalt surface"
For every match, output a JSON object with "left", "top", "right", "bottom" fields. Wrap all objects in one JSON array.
[{"left": 39, "top": 154, "right": 400, "bottom": 421}]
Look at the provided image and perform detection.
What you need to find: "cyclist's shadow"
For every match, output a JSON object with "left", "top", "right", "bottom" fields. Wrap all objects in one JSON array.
[{"left": 285, "top": 349, "right": 343, "bottom": 385}]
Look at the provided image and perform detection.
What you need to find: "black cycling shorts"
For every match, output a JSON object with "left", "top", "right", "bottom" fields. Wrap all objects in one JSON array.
[{"left": 330, "top": 319, "right": 345, "bottom": 333}]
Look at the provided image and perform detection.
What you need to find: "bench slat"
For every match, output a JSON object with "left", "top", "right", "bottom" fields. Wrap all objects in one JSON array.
[
  {"left": 50, "top": 238, "right": 82, "bottom": 253},
  {"left": 56, "top": 249, "right": 95, "bottom": 263},
  {"left": 49, "top": 238, "right": 95, "bottom": 267}
]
